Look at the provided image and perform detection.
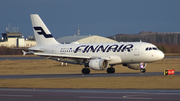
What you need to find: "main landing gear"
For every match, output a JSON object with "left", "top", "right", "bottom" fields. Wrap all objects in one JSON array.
[
  {"left": 140, "top": 69, "right": 146, "bottom": 73},
  {"left": 82, "top": 68, "right": 90, "bottom": 74},
  {"left": 81, "top": 66, "right": 116, "bottom": 74},
  {"left": 106, "top": 65, "right": 115, "bottom": 73}
]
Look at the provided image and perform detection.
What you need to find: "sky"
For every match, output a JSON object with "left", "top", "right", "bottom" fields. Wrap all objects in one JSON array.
[{"left": 0, "top": 0, "right": 180, "bottom": 38}]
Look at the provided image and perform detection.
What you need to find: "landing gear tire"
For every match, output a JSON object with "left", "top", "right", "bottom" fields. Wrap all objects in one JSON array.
[
  {"left": 82, "top": 68, "right": 90, "bottom": 74},
  {"left": 140, "top": 69, "right": 146, "bottom": 73},
  {"left": 107, "top": 68, "right": 115, "bottom": 73}
]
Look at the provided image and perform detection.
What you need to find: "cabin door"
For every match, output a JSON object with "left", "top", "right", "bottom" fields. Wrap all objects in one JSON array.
[
  {"left": 134, "top": 45, "right": 140, "bottom": 56},
  {"left": 52, "top": 46, "right": 57, "bottom": 54}
]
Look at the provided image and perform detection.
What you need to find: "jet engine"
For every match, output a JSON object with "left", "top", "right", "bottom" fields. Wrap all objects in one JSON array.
[
  {"left": 86, "top": 59, "right": 109, "bottom": 70},
  {"left": 123, "top": 63, "right": 147, "bottom": 70}
]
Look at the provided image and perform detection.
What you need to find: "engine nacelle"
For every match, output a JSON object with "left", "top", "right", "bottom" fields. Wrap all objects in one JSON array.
[
  {"left": 123, "top": 63, "right": 147, "bottom": 70},
  {"left": 86, "top": 59, "right": 109, "bottom": 70}
]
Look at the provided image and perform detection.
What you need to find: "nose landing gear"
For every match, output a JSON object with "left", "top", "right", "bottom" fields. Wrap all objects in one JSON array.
[
  {"left": 140, "top": 69, "right": 146, "bottom": 73},
  {"left": 140, "top": 62, "right": 146, "bottom": 73}
]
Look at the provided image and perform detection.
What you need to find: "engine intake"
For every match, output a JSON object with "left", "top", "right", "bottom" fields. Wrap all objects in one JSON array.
[
  {"left": 86, "top": 59, "right": 109, "bottom": 70},
  {"left": 123, "top": 63, "right": 147, "bottom": 70}
]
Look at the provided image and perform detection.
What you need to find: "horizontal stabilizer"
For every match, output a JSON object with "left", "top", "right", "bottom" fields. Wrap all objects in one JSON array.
[
  {"left": 13, "top": 48, "right": 44, "bottom": 52},
  {"left": 13, "top": 48, "right": 44, "bottom": 56},
  {"left": 22, "top": 50, "right": 34, "bottom": 56}
]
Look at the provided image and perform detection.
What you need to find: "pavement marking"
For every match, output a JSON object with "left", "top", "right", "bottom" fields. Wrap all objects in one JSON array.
[
  {"left": 123, "top": 95, "right": 153, "bottom": 99},
  {"left": 79, "top": 96, "right": 124, "bottom": 99},
  {"left": 79, "top": 95, "right": 153, "bottom": 100},
  {"left": 0, "top": 94, "right": 33, "bottom": 97}
]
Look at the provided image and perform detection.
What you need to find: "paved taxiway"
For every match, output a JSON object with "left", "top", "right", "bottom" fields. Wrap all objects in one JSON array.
[
  {"left": 0, "top": 72, "right": 180, "bottom": 79},
  {"left": 0, "top": 88, "right": 180, "bottom": 101}
]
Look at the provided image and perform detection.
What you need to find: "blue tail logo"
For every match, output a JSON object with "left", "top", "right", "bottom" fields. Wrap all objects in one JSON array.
[{"left": 34, "top": 27, "right": 53, "bottom": 38}]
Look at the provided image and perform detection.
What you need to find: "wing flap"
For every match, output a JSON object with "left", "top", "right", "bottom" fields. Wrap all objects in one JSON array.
[
  {"left": 34, "top": 53, "right": 112, "bottom": 62},
  {"left": 34, "top": 53, "right": 91, "bottom": 59}
]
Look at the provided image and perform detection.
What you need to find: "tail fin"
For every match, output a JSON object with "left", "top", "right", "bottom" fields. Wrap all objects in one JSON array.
[{"left": 30, "top": 14, "right": 59, "bottom": 46}]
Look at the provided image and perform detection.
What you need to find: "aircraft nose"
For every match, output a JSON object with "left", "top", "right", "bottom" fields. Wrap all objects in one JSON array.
[{"left": 157, "top": 50, "right": 164, "bottom": 60}]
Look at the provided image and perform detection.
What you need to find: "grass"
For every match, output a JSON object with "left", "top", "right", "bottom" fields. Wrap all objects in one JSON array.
[
  {"left": 165, "top": 53, "right": 180, "bottom": 56},
  {"left": 0, "top": 57, "right": 180, "bottom": 89},
  {"left": 0, "top": 55, "right": 37, "bottom": 57},
  {"left": 0, "top": 58, "right": 180, "bottom": 75},
  {"left": 0, "top": 76, "right": 180, "bottom": 89}
]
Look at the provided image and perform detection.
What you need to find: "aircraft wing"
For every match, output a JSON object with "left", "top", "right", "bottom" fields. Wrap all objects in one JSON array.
[
  {"left": 34, "top": 53, "right": 90, "bottom": 59},
  {"left": 14, "top": 48, "right": 111, "bottom": 60},
  {"left": 34, "top": 53, "right": 111, "bottom": 60}
]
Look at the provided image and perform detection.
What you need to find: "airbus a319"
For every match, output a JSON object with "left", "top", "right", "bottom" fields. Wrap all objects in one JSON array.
[{"left": 23, "top": 14, "right": 164, "bottom": 74}]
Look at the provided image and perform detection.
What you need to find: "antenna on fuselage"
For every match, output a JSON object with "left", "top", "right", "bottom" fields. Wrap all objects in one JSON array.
[{"left": 77, "top": 24, "right": 80, "bottom": 36}]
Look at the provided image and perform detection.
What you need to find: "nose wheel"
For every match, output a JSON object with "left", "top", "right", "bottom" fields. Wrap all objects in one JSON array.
[{"left": 140, "top": 69, "right": 146, "bottom": 73}]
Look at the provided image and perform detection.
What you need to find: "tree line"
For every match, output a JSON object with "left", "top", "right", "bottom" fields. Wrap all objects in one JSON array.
[{"left": 108, "top": 31, "right": 180, "bottom": 53}]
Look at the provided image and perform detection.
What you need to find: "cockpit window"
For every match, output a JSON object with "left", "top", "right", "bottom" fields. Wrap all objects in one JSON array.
[
  {"left": 152, "top": 47, "right": 157, "bottom": 50},
  {"left": 145, "top": 47, "right": 158, "bottom": 51}
]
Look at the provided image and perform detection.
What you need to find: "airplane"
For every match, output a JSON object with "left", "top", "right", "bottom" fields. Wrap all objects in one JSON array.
[{"left": 23, "top": 14, "right": 165, "bottom": 74}]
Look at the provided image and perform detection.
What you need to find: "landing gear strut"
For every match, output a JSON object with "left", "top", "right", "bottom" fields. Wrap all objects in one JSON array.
[
  {"left": 107, "top": 65, "right": 115, "bottom": 73},
  {"left": 140, "top": 69, "right": 146, "bottom": 73},
  {"left": 82, "top": 68, "right": 90, "bottom": 74}
]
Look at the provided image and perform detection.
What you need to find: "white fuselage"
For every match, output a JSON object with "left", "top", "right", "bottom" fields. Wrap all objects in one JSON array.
[{"left": 30, "top": 42, "right": 164, "bottom": 65}]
